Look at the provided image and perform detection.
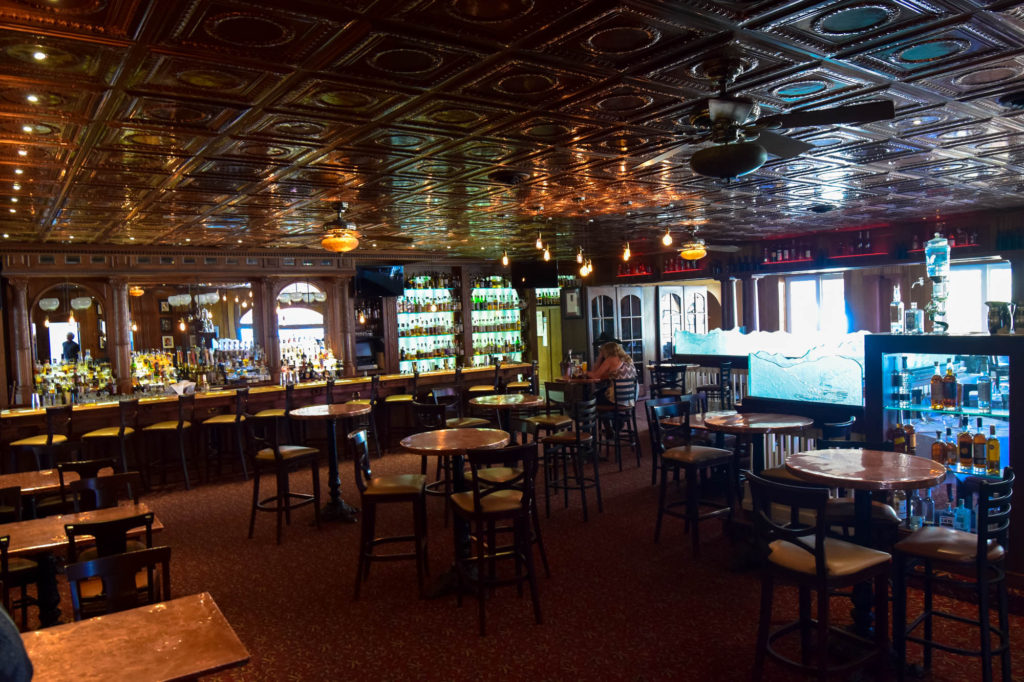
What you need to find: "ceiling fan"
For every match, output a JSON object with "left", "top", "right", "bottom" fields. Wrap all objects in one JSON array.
[
  {"left": 639, "top": 56, "right": 896, "bottom": 179},
  {"left": 676, "top": 226, "right": 740, "bottom": 261},
  {"left": 288, "top": 202, "right": 414, "bottom": 252}
]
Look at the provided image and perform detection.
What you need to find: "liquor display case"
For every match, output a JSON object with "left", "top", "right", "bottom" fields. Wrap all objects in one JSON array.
[
  {"left": 864, "top": 333, "right": 1023, "bottom": 579},
  {"left": 396, "top": 272, "right": 463, "bottom": 373},
  {"left": 469, "top": 275, "right": 523, "bottom": 367}
]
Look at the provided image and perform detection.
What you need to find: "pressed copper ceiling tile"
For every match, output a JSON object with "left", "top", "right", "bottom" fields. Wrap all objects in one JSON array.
[
  {"left": 128, "top": 53, "right": 286, "bottom": 104},
  {"left": 458, "top": 57, "right": 602, "bottom": 107},
  {"left": 280, "top": 77, "right": 411, "bottom": 122},
  {"left": 390, "top": 0, "right": 583, "bottom": 47},
  {"left": 325, "top": 30, "right": 482, "bottom": 89},
  {"left": 0, "top": 32, "right": 123, "bottom": 83},
  {"left": 0, "top": 0, "right": 148, "bottom": 39},
  {"left": 120, "top": 95, "right": 247, "bottom": 132}
]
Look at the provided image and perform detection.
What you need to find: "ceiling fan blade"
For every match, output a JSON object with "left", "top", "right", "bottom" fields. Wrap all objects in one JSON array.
[
  {"left": 709, "top": 97, "right": 755, "bottom": 125},
  {"left": 370, "top": 234, "right": 414, "bottom": 244},
  {"left": 636, "top": 143, "right": 689, "bottom": 169},
  {"left": 756, "top": 130, "right": 813, "bottom": 159},
  {"left": 705, "top": 244, "right": 740, "bottom": 252},
  {"left": 760, "top": 100, "right": 895, "bottom": 129}
]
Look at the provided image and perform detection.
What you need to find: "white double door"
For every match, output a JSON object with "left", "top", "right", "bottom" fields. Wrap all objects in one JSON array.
[{"left": 585, "top": 286, "right": 649, "bottom": 373}]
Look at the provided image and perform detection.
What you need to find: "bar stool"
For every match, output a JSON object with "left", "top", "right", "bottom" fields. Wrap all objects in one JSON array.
[
  {"left": 467, "top": 359, "right": 501, "bottom": 396},
  {"left": 597, "top": 378, "right": 642, "bottom": 471},
  {"left": 201, "top": 388, "right": 249, "bottom": 481},
  {"left": 350, "top": 429, "right": 428, "bottom": 600},
  {"left": 433, "top": 386, "right": 490, "bottom": 429},
  {"left": 696, "top": 362, "right": 732, "bottom": 411},
  {"left": 650, "top": 363, "right": 685, "bottom": 399},
  {"left": 382, "top": 370, "right": 417, "bottom": 449},
  {"left": 1, "top": 523, "right": 40, "bottom": 630},
  {"left": 80, "top": 398, "right": 140, "bottom": 474},
  {"left": 541, "top": 398, "right": 602, "bottom": 521},
  {"left": 893, "top": 468, "right": 1014, "bottom": 682},
  {"left": 505, "top": 360, "right": 537, "bottom": 394},
  {"left": 344, "top": 375, "right": 383, "bottom": 459},
  {"left": 141, "top": 394, "right": 196, "bottom": 489},
  {"left": 253, "top": 383, "right": 295, "bottom": 444},
  {"left": 9, "top": 404, "right": 73, "bottom": 472},
  {"left": 522, "top": 386, "right": 572, "bottom": 443}
]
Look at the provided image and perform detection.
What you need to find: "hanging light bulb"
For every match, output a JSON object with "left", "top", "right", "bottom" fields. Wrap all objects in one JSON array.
[
  {"left": 535, "top": 233, "right": 543, "bottom": 250},
  {"left": 276, "top": 304, "right": 282, "bottom": 315},
  {"left": 248, "top": 290, "right": 253, "bottom": 298},
  {"left": 178, "top": 319, "right": 186, "bottom": 332},
  {"left": 358, "top": 311, "right": 366, "bottom": 325},
  {"left": 221, "top": 292, "right": 227, "bottom": 302},
  {"left": 68, "top": 311, "right": 75, "bottom": 324},
  {"left": 623, "top": 242, "right": 631, "bottom": 261},
  {"left": 576, "top": 247, "right": 584, "bottom": 264},
  {"left": 234, "top": 295, "right": 239, "bottom": 304},
  {"left": 662, "top": 228, "right": 673, "bottom": 246},
  {"left": 501, "top": 250, "right": 509, "bottom": 267},
  {"left": 43, "top": 315, "right": 50, "bottom": 328},
  {"left": 131, "top": 321, "right": 138, "bottom": 332},
  {"left": 241, "top": 300, "right": 248, "bottom": 309},
  {"left": 542, "top": 245, "right": 551, "bottom": 261}
]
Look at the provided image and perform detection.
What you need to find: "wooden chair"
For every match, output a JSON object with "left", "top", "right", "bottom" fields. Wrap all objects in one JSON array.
[
  {"left": 451, "top": 442, "right": 542, "bottom": 635},
  {"left": 79, "top": 398, "right": 140, "bottom": 474},
  {"left": 142, "top": 393, "right": 196, "bottom": 489},
  {"left": 467, "top": 360, "right": 502, "bottom": 395},
  {"left": 433, "top": 386, "right": 490, "bottom": 429},
  {"left": 246, "top": 413, "right": 321, "bottom": 545},
  {"left": 351, "top": 429, "right": 428, "bottom": 600},
  {"left": 893, "top": 467, "right": 1014, "bottom": 682},
  {"left": 411, "top": 400, "right": 456, "bottom": 518},
  {"left": 345, "top": 375, "right": 383, "bottom": 459},
  {"left": 33, "top": 457, "right": 120, "bottom": 517},
  {"left": 202, "top": 388, "right": 249, "bottom": 481},
  {"left": 253, "top": 383, "right": 296, "bottom": 444},
  {"left": 521, "top": 385, "right": 572, "bottom": 443},
  {"left": 0, "top": 490, "right": 40, "bottom": 630},
  {"left": 648, "top": 401, "right": 734, "bottom": 557},
  {"left": 505, "top": 360, "right": 537, "bottom": 394},
  {"left": 383, "top": 370, "right": 417, "bottom": 449},
  {"left": 596, "top": 378, "right": 642, "bottom": 471},
  {"left": 9, "top": 404, "right": 73, "bottom": 471},
  {"left": 748, "top": 472, "right": 891, "bottom": 681},
  {"left": 66, "top": 546, "right": 171, "bottom": 621},
  {"left": 0, "top": 485, "right": 19, "bottom": 524},
  {"left": 644, "top": 396, "right": 685, "bottom": 485},
  {"left": 65, "top": 509, "right": 155, "bottom": 566},
  {"left": 650, "top": 364, "right": 685, "bottom": 399},
  {"left": 68, "top": 471, "right": 144, "bottom": 513},
  {"left": 541, "top": 398, "right": 602, "bottom": 521},
  {"left": 696, "top": 362, "right": 733, "bottom": 411}
]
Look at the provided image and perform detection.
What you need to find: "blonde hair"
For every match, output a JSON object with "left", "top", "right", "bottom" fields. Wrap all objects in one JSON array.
[{"left": 599, "top": 342, "right": 631, "bottom": 364}]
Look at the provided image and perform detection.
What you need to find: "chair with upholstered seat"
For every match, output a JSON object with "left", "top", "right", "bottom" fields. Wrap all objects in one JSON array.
[
  {"left": 893, "top": 467, "right": 1014, "bottom": 682},
  {"left": 382, "top": 371, "right": 417, "bottom": 449},
  {"left": 648, "top": 401, "right": 734, "bottom": 557},
  {"left": 695, "top": 362, "right": 733, "bottom": 411},
  {"left": 253, "top": 383, "right": 295, "bottom": 443},
  {"left": 0, "top": 489, "right": 40, "bottom": 630},
  {"left": 79, "top": 398, "right": 140, "bottom": 474},
  {"left": 202, "top": 388, "right": 249, "bottom": 481},
  {"left": 142, "top": 393, "right": 196, "bottom": 489},
  {"left": 343, "top": 375, "right": 382, "bottom": 459},
  {"left": 411, "top": 400, "right": 456, "bottom": 519},
  {"left": 596, "top": 378, "right": 642, "bottom": 471},
  {"left": 748, "top": 472, "right": 891, "bottom": 681},
  {"left": 66, "top": 546, "right": 170, "bottom": 621},
  {"left": 451, "top": 442, "right": 542, "bottom": 635},
  {"left": 541, "top": 398, "right": 602, "bottom": 521},
  {"left": 9, "top": 404, "right": 73, "bottom": 472},
  {"left": 650, "top": 363, "right": 685, "bottom": 399},
  {"left": 467, "top": 360, "right": 502, "bottom": 396},
  {"left": 644, "top": 396, "right": 687, "bottom": 485},
  {"left": 32, "top": 457, "right": 120, "bottom": 517},
  {"left": 433, "top": 386, "right": 490, "bottom": 429},
  {"left": 65, "top": 509, "right": 155, "bottom": 586},
  {"left": 505, "top": 360, "right": 538, "bottom": 394},
  {"left": 351, "top": 429, "right": 428, "bottom": 600},
  {"left": 246, "top": 413, "right": 321, "bottom": 545},
  {"left": 69, "top": 471, "right": 144, "bottom": 512},
  {"left": 521, "top": 385, "right": 573, "bottom": 443}
]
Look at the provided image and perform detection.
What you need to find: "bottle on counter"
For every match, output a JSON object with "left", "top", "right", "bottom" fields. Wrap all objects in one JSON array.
[
  {"left": 957, "top": 418, "right": 973, "bottom": 472},
  {"left": 972, "top": 417, "right": 987, "bottom": 474},
  {"left": 944, "top": 427, "right": 958, "bottom": 469},
  {"left": 909, "top": 490, "right": 924, "bottom": 530},
  {"left": 930, "top": 362, "right": 944, "bottom": 410},
  {"left": 890, "top": 284, "right": 905, "bottom": 334},
  {"left": 942, "top": 358, "right": 958, "bottom": 409},
  {"left": 986, "top": 425, "right": 1001, "bottom": 476},
  {"left": 904, "top": 421, "right": 917, "bottom": 454},
  {"left": 953, "top": 499, "right": 972, "bottom": 532},
  {"left": 904, "top": 301, "right": 924, "bottom": 334},
  {"left": 892, "top": 422, "right": 907, "bottom": 453},
  {"left": 931, "top": 430, "right": 945, "bottom": 463},
  {"left": 921, "top": 488, "right": 935, "bottom": 526}
]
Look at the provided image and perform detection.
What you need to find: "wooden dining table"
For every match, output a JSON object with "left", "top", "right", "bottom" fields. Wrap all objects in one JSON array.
[
  {"left": 290, "top": 402, "right": 371, "bottom": 523},
  {"left": 468, "top": 393, "right": 543, "bottom": 443},
  {"left": 0, "top": 468, "right": 76, "bottom": 497},
  {"left": 703, "top": 412, "right": 814, "bottom": 473},
  {"left": 22, "top": 592, "right": 249, "bottom": 681},
  {"left": 0, "top": 502, "right": 163, "bottom": 627}
]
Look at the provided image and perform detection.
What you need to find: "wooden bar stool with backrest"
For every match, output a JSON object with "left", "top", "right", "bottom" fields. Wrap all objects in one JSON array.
[
  {"left": 68, "top": 471, "right": 144, "bottom": 514},
  {"left": 893, "top": 467, "right": 1014, "bottom": 682},
  {"left": 345, "top": 375, "right": 383, "bottom": 459},
  {"left": 644, "top": 395, "right": 689, "bottom": 485},
  {"left": 505, "top": 360, "right": 537, "bottom": 394},
  {"left": 0, "top": 487, "right": 40, "bottom": 629},
  {"left": 253, "top": 383, "right": 295, "bottom": 445},
  {"left": 202, "top": 388, "right": 250, "bottom": 481},
  {"left": 650, "top": 363, "right": 685, "bottom": 400},
  {"left": 696, "top": 362, "right": 733, "bottom": 412},
  {"left": 451, "top": 442, "right": 542, "bottom": 636},
  {"left": 382, "top": 369, "right": 417, "bottom": 450},
  {"left": 411, "top": 399, "right": 456, "bottom": 522},
  {"left": 79, "top": 398, "right": 140, "bottom": 475},
  {"left": 245, "top": 412, "right": 321, "bottom": 545},
  {"left": 8, "top": 404, "right": 73, "bottom": 472},
  {"left": 66, "top": 546, "right": 171, "bottom": 621},
  {"left": 597, "top": 378, "right": 642, "bottom": 471},
  {"left": 32, "top": 457, "right": 120, "bottom": 517},
  {"left": 467, "top": 359, "right": 502, "bottom": 397},
  {"left": 748, "top": 472, "right": 892, "bottom": 681},
  {"left": 350, "top": 429, "right": 428, "bottom": 600},
  {"left": 142, "top": 393, "right": 196, "bottom": 489},
  {"left": 541, "top": 398, "right": 602, "bottom": 521},
  {"left": 433, "top": 385, "right": 490, "bottom": 429},
  {"left": 648, "top": 401, "right": 734, "bottom": 558},
  {"left": 522, "top": 385, "right": 572, "bottom": 444}
]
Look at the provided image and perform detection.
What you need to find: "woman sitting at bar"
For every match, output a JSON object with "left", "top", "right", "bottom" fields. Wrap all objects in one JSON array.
[{"left": 586, "top": 341, "right": 636, "bottom": 407}]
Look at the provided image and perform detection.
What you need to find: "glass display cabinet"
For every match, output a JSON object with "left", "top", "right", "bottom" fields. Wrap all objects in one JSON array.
[
  {"left": 397, "top": 273, "right": 463, "bottom": 373},
  {"left": 469, "top": 275, "right": 523, "bottom": 367}
]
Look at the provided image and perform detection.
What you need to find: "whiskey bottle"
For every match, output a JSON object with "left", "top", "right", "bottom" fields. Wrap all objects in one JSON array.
[
  {"left": 930, "top": 362, "right": 944, "bottom": 410},
  {"left": 973, "top": 418, "right": 987, "bottom": 474},
  {"left": 986, "top": 425, "right": 1001, "bottom": 476},
  {"left": 957, "top": 417, "right": 973, "bottom": 472},
  {"left": 942, "top": 358, "right": 958, "bottom": 409},
  {"left": 930, "top": 430, "right": 945, "bottom": 463}
]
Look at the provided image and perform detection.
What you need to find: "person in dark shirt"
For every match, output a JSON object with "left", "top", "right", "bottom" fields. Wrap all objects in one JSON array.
[
  {"left": 62, "top": 332, "right": 80, "bottom": 362},
  {"left": 0, "top": 606, "right": 32, "bottom": 681}
]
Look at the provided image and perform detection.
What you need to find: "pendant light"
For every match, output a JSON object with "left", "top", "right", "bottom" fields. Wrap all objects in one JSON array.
[
  {"left": 178, "top": 319, "right": 187, "bottom": 331},
  {"left": 535, "top": 233, "right": 543, "bottom": 250},
  {"left": 358, "top": 310, "right": 366, "bottom": 324},
  {"left": 661, "top": 228, "right": 673, "bottom": 246},
  {"left": 501, "top": 250, "right": 509, "bottom": 267},
  {"left": 622, "top": 242, "right": 631, "bottom": 261},
  {"left": 43, "top": 316, "right": 50, "bottom": 328},
  {"left": 576, "top": 247, "right": 584, "bottom": 264},
  {"left": 542, "top": 245, "right": 551, "bottom": 261}
]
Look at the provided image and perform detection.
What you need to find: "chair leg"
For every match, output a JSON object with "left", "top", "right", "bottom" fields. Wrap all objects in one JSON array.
[
  {"left": 591, "top": 446, "right": 603, "bottom": 513},
  {"left": 998, "top": 572, "right": 1011, "bottom": 682},
  {"left": 311, "top": 460, "right": 321, "bottom": 530},
  {"left": 923, "top": 559, "right": 933, "bottom": 672},
  {"left": 413, "top": 495, "right": 427, "bottom": 598},
  {"left": 248, "top": 469, "right": 261, "bottom": 539},
  {"left": 178, "top": 430, "right": 191, "bottom": 490},
  {"left": 752, "top": 572, "right": 773, "bottom": 682},
  {"left": 978, "top": 567, "right": 992, "bottom": 682},
  {"left": 894, "top": 554, "right": 908, "bottom": 681},
  {"left": 354, "top": 500, "right": 372, "bottom": 600},
  {"left": 531, "top": 503, "right": 550, "bottom": 578},
  {"left": 873, "top": 570, "right": 889, "bottom": 672},
  {"left": 275, "top": 470, "right": 287, "bottom": 545},
  {"left": 522, "top": 517, "right": 542, "bottom": 625},
  {"left": 654, "top": 464, "right": 669, "bottom": 543},
  {"left": 476, "top": 519, "right": 487, "bottom": 636},
  {"left": 816, "top": 580, "right": 830, "bottom": 682},
  {"left": 686, "top": 465, "right": 700, "bottom": 558},
  {"left": 236, "top": 423, "right": 249, "bottom": 480},
  {"left": 799, "top": 584, "right": 812, "bottom": 666},
  {"left": 573, "top": 449, "right": 588, "bottom": 522}
]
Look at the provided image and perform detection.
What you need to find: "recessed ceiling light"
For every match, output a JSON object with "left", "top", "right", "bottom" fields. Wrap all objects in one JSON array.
[
  {"left": 26, "top": 94, "right": 39, "bottom": 103},
  {"left": 237, "top": 239, "right": 242, "bottom": 243},
  {"left": 68, "top": 235, "right": 74, "bottom": 239},
  {"left": 2, "top": 233, "right": 8, "bottom": 238},
  {"left": 10, "top": 198, "right": 17, "bottom": 203},
  {"left": 185, "top": 237, "right": 191, "bottom": 242},
  {"left": 12, "top": 183, "right": 20, "bottom": 190},
  {"left": 14, "top": 169, "right": 23, "bottom": 175},
  {"left": 129, "top": 236, "right": 135, "bottom": 241},
  {"left": 32, "top": 51, "right": 46, "bottom": 61},
  {"left": 8, "top": 209, "right": 14, "bottom": 213},
  {"left": 21, "top": 125, "right": 32, "bottom": 133},
  {"left": 17, "top": 150, "right": 26, "bottom": 156}
]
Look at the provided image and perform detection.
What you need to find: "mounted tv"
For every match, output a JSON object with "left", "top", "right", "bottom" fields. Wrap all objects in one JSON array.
[
  {"left": 356, "top": 265, "right": 405, "bottom": 297},
  {"left": 509, "top": 260, "right": 558, "bottom": 288}
]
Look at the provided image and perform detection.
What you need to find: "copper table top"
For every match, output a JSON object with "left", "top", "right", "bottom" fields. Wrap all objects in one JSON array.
[
  {"left": 0, "top": 468, "right": 87, "bottom": 496},
  {"left": 401, "top": 428, "right": 510, "bottom": 456},
  {"left": 23, "top": 592, "right": 249, "bottom": 681},
  {"left": 469, "top": 393, "right": 544, "bottom": 409},
  {"left": 786, "top": 449, "right": 948, "bottom": 492},
  {"left": 660, "top": 410, "right": 738, "bottom": 430},
  {"left": 703, "top": 412, "right": 813, "bottom": 435},
  {"left": 0, "top": 503, "right": 163, "bottom": 557},
  {"left": 548, "top": 377, "right": 601, "bottom": 385},
  {"left": 290, "top": 403, "right": 371, "bottom": 420}
]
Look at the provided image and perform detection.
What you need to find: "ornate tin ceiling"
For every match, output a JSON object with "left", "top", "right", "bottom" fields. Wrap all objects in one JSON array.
[{"left": 1, "top": 0, "right": 1023, "bottom": 259}]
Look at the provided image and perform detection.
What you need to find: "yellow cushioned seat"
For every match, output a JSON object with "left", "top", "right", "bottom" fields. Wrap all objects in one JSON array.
[
  {"left": 524, "top": 414, "right": 572, "bottom": 428},
  {"left": 768, "top": 536, "right": 890, "bottom": 577},
  {"left": 81, "top": 426, "right": 135, "bottom": 439},
  {"left": 364, "top": 473, "right": 426, "bottom": 496},
  {"left": 203, "top": 414, "right": 245, "bottom": 425},
  {"left": 144, "top": 420, "right": 190, "bottom": 431},
  {"left": 476, "top": 466, "right": 521, "bottom": 484},
  {"left": 542, "top": 431, "right": 592, "bottom": 445},
  {"left": 661, "top": 445, "right": 732, "bottom": 465},
  {"left": 825, "top": 499, "right": 902, "bottom": 526},
  {"left": 384, "top": 394, "right": 413, "bottom": 403},
  {"left": 255, "top": 445, "right": 318, "bottom": 462},
  {"left": 78, "top": 568, "right": 149, "bottom": 600},
  {"left": 506, "top": 381, "right": 530, "bottom": 389},
  {"left": 347, "top": 399, "right": 372, "bottom": 405},
  {"left": 77, "top": 540, "right": 147, "bottom": 564},
  {"left": 6, "top": 556, "right": 37, "bottom": 575},
  {"left": 10, "top": 434, "right": 68, "bottom": 447},
  {"left": 657, "top": 388, "right": 683, "bottom": 396},
  {"left": 760, "top": 466, "right": 807, "bottom": 484},
  {"left": 450, "top": 488, "right": 522, "bottom": 514},
  {"left": 447, "top": 416, "right": 490, "bottom": 428},
  {"left": 254, "top": 408, "right": 286, "bottom": 418},
  {"left": 468, "top": 385, "right": 494, "bottom": 393},
  {"left": 893, "top": 525, "right": 1005, "bottom": 563}
]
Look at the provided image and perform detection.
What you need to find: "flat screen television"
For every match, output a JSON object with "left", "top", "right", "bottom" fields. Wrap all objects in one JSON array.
[
  {"left": 509, "top": 260, "right": 558, "bottom": 288},
  {"left": 356, "top": 265, "right": 405, "bottom": 297}
]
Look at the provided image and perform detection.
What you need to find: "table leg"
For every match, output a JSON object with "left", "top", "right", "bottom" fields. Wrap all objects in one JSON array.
[
  {"left": 850, "top": 490, "right": 875, "bottom": 636},
  {"left": 425, "top": 453, "right": 472, "bottom": 600},
  {"left": 36, "top": 553, "right": 61, "bottom": 627},
  {"left": 321, "top": 418, "right": 358, "bottom": 523}
]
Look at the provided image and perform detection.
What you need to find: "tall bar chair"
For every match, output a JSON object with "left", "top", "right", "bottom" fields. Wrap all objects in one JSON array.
[
  {"left": 382, "top": 369, "right": 417, "bottom": 449},
  {"left": 79, "top": 398, "right": 140, "bottom": 474},
  {"left": 541, "top": 398, "right": 602, "bottom": 521},
  {"left": 201, "top": 388, "right": 249, "bottom": 480},
  {"left": 141, "top": 394, "right": 196, "bottom": 489},
  {"left": 596, "top": 378, "right": 642, "bottom": 471},
  {"left": 467, "top": 359, "right": 502, "bottom": 396},
  {"left": 345, "top": 375, "right": 383, "bottom": 459},
  {"left": 0, "top": 488, "right": 40, "bottom": 629},
  {"left": 9, "top": 404, "right": 73, "bottom": 472},
  {"left": 505, "top": 360, "right": 537, "bottom": 394},
  {"left": 253, "top": 383, "right": 296, "bottom": 444}
]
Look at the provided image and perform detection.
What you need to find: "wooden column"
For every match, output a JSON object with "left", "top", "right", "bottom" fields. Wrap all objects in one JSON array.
[
  {"left": 336, "top": 276, "right": 356, "bottom": 377},
  {"left": 7, "top": 277, "right": 34, "bottom": 406},
  {"left": 743, "top": 276, "right": 761, "bottom": 332},
  {"left": 108, "top": 278, "right": 133, "bottom": 396},
  {"left": 252, "top": 278, "right": 280, "bottom": 383},
  {"left": 719, "top": 277, "right": 738, "bottom": 330}
]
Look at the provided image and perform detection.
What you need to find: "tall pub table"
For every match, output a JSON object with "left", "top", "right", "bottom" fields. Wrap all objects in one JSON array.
[
  {"left": 468, "top": 393, "right": 544, "bottom": 443},
  {"left": 703, "top": 412, "right": 814, "bottom": 474},
  {"left": 290, "top": 403, "right": 371, "bottom": 523},
  {"left": 786, "top": 448, "right": 947, "bottom": 635}
]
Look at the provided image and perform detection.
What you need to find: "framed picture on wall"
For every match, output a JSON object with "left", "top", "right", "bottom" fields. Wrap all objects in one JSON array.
[
  {"left": 159, "top": 300, "right": 171, "bottom": 313},
  {"left": 160, "top": 318, "right": 172, "bottom": 332},
  {"left": 561, "top": 288, "right": 582, "bottom": 319},
  {"left": 161, "top": 335, "right": 174, "bottom": 349}
]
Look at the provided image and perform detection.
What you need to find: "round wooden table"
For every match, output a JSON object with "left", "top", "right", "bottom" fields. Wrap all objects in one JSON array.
[
  {"left": 468, "top": 394, "right": 543, "bottom": 442},
  {"left": 786, "top": 448, "right": 947, "bottom": 634},
  {"left": 704, "top": 412, "right": 813, "bottom": 473},
  {"left": 290, "top": 403, "right": 371, "bottom": 523}
]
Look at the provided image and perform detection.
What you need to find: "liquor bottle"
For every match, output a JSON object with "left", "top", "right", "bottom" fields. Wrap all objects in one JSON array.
[
  {"left": 892, "top": 421, "right": 907, "bottom": 453},
  {"left": 986, "top": 425, "right": 1001, "bottom": 476},
  {"left": 895, "top": 357, "right": 911, "bottom": 407},
  {"left": 930, "top": 362, "right": 944, "bottom": 410},
  {"left": 957, "top": 418, "right": 973, "bottom": 472},
  {"left": 973, "top": 418, "right": 987, "bottom": 474},
  {"left": 908, "top": 490, "right": 923, "bottom": 530},
  {"left": 931, "top": 430, "right": 945, "bottom": 463},
  {"left": 921, "top": 488, "right": 936, "bottom": 526},
  {"left": 953, "top": 499, "right": 972, "bottom": 532},
  {"left": 893, "top": 489, "right": 908, "bottom": 520},
  {"left": 904, "top": 421, "right": 916, "bottom": 454},
  {"left": 937, "top": 500, "right": 955, "bottom": 528},
  {"left": 942, "top": 358, "right": 958, "bottom": 409},
  {"left": 976, "top": 361, "right": 992, "bottom": 413},
  {"left": 889, "top": 283, "right": 905, "bottom": 334},
  {"left": 904, "top": 302, "right": 924, "bottom": 334}
]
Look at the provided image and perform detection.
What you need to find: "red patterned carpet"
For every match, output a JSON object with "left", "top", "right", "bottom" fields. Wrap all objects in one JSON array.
[{"left": 44, "top": 435, "right": 1024, "bottom": 681}]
